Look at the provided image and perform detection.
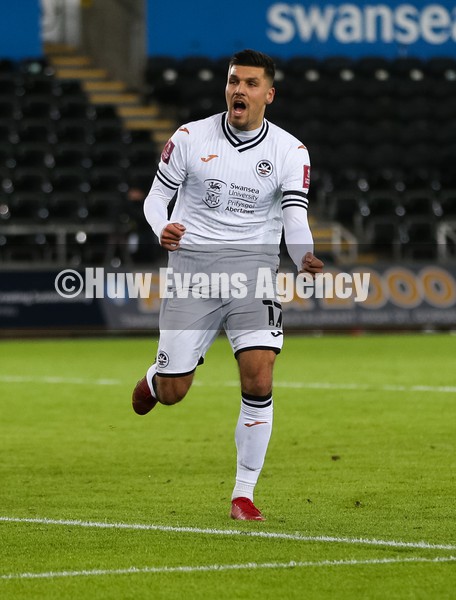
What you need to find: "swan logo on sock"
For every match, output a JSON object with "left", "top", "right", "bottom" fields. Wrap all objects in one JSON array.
[
  {"left": 244, "top": 421, "right": 268, "bottom": 428},
  {"left": 157, "top": 350, "right": 169, "bottom": 368}
]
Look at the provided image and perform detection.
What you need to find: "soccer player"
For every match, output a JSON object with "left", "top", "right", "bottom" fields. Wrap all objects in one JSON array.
[{"left": 132, "top": 49, "right": 323, "bottom": 521}]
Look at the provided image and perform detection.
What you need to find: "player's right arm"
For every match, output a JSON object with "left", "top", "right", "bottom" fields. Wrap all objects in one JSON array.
[{"left": 143, "top": 130, "right": 189, "bottom": 250}]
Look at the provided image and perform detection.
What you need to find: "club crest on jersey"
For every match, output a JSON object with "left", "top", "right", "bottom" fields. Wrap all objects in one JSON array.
[
  {"left": 256, "top": 160, "right": 273, "bottom": 177},
  {"left": 203, "top": 179, "right": 226, "bottom": 208},
  {"left": 157, "top": 350, "right": 169, "bottom": 368}
]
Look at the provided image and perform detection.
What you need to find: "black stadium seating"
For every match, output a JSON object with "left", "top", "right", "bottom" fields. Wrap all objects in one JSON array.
[{"left": 2, "top": 54, "right": 456, "bottom": 264}]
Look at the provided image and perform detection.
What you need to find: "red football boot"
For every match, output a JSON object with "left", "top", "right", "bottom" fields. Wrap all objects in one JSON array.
[
  {"left": 230, "top": 497, "right": 265, "bottom": 521},
  {"left": 132, "top": 376, "right": 158, "bottom": 415}
]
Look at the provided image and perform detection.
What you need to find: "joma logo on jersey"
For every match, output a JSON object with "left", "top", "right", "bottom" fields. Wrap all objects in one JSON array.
[
  {"left": 256, "top": 160, "right": 273, "bottom": 177},
  {"left": 203, "top": 179, "right": 226, "bottom": 208}
]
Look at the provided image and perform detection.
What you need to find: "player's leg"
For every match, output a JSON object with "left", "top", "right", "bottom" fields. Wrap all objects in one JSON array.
[
  {"left": 132, "top": 289, "right": 222, "bottom": 413},
  {"left": 132, "top": 326, "right": 220, "bottom": 413},
  {"left": 223, "top": 265, "right": 283, "bottom": 519},
  {"left": 229, "top": 347, "right": 277, "bottom": 520}
]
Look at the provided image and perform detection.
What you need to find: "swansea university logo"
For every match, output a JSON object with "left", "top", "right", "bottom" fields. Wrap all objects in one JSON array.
[
  {"left": 203, "top": 179, "right": 226, "bottom": 208},
  {"left": 256, "top": 160, "right": 273, "bottom": 177}
]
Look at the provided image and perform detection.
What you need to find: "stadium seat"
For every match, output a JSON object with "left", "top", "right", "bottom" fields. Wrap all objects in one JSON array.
[
  {"left": 398, "top": 120, "right": 433, "bottom": 145},
  {"left": 182, "top": 55, "right": 215, "bottom": 72},
  {"left": 53, "top": 79, "right": 86, "bottom": 98},
  {"left": 51, "top": 166, "right": 90, "bottom": 193},
  {"left": 0, "top": 96, "right": 19, "bottom": 119},
  {"left": 8, "top": 192, "right": 49, "bottom": 221},
  {"left": 55, "top": 118, "right": 93, "bottom": 144},
  {"left": 0, "top": 118, "right": 18, "bottom": 144},
  {"left": 127, "top": 167, "right": 154, "bottom": 194},
  {"left": 0, "top": 233, "right": 54, "bottom": 262},
  {"left": 328, "top": 119, "right": 365, "bottom": 145},
  {"left": 437, "top": 190, "right": 456, "bottom": 219},
  {"left": 47, "top": 192, "right": 88, "bottom": 222},
  {"left": 14, "top": 142, "right": 52, "bottom": 169},
  {"left": 401, "top": 191, "right": 441, "bottom": 220},
  {"left": 425, "top": 56, "right": 456, "bottom": 79},
  {"left": 56, "top": 95, "right": 90, "bottom": 120},
  {"left": 127, "top": 143, "right": 158, "bottom": 169},
  {"left": 91, "top": 143, "right": 128, "bottom": 169},
  {"left": 89, "top": 103, "right": 119, "bottom": 121},
  {"left": 367, "top": 167, "right": 407, "bottom": 192},
  {"left": 69, "top": 231, "right": 119, "bottom": 265},
  {"left": 16, "top": 118, "right": 56, "bottom": 143},
  {"left": 363, "top": 119, "right": 398, "bottom": 145},
  {"left": 364, "top": 217, "right": 401, "bottom": 259},
  {"left": 51, "top": 142, "right": 92, "bottom": 169},
  {"left": 10, "top": 167, "right": 52, "bottom": 194},
  {"left": 283, "top": 56, "right": 320, "bottom": 78},
  {"left": 20, "top": 73, "right": 56, "bottom": 96},
  {"left": 0, "top": 58, "right": 16, "bottom": 73},
  {"left": 331, "top": 166, "right": 369, "bottom": 193},
  {"left": 19, "top": 94, "right": 55, "bottom": 119},
  {"left": 82, "top": 194, "right": 128, "bottom": 231},
  {"left": 18, "top": 57, "right": 53, "bottom": 76},
  {"left": 326, "top": 191, "right": 363, "bottom": 230},
  {"left": 329, "top": 95, "right": 367, "bottom": 121},
  {"left": 333, "top": 142, "right": 368, "bottom": 169},
  {"left": 0, "top": 73, "right": 17, "bottom": 95},
  {"left": 391, "top": 56, "right": 425, "bottom": 79},
  {"left": 88, "top": 167, "right": 129, "bottom": 193},
  {"left": 296, "top": 118, "right": 328, "bottom": 145},
  {"left": 432, "top": 97, "right": 456, "bottom": 121},
  {"left": 359, "top": 191, "right": 405, "bottom": 227},
  {"left": 92, "top": 119, "right": 126, "bottom": 143},
  {"left": 355, "top": 56, "right": 391, "bottom": 79},
  {"left": 400, "top": 218, "right": 438, "bottom": 260},
  {"left": 0, "top": 142, "right": 14, "bottom": 168}
]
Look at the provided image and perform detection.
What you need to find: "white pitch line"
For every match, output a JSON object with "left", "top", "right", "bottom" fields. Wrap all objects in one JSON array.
[
  {"left": 1, "top": 517, "right": 455, "bottom": 552},
  {"left": 1, "top": 556, "right": 456, "bottom": 581},
  {"left": 220, "top": 380, "right": 456, "bottom": 394},
  {"left": 0, "top": 374, "right": 455, "bottom": 394}
]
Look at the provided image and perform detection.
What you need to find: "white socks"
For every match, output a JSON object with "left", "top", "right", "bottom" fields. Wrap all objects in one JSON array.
[
  {"left": 232, "top": 393, "right": 273, "bottom": 502},
  {"left": 146, "top": 363, "right": 158, "bottom": 398}
]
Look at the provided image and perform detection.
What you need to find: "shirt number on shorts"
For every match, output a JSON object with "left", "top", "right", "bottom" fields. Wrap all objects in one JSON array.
[{"left": 262, "top": 300, "right": 283, "bottom": 328}]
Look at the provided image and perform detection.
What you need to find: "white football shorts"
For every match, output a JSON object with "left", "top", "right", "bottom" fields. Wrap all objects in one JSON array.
[{"left": 155, "top": 247, "right": 284, "bottom": 376}]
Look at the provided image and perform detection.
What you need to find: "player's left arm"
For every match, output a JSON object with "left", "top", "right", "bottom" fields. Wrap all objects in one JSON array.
[{"left": 281, "top": 144, "right": 324, "bottom": 275}]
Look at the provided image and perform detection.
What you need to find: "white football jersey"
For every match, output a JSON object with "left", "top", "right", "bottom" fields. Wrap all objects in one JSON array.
[{"left": 148, "top": 112, "right": 311, "bottom": 250}]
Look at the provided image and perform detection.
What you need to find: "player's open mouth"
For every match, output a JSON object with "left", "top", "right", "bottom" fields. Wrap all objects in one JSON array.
[{"left": 233, "top": 100, "right": 246, "bottom": 115}]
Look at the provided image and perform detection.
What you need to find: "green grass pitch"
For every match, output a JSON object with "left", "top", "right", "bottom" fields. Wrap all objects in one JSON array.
[{"left": 0, "top": 333, "right": 455, "bottom": 599}]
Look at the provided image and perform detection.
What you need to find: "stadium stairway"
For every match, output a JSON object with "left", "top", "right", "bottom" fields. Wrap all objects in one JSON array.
[{"left": 44, "top": 42, "right": 176, "bottom": 150}]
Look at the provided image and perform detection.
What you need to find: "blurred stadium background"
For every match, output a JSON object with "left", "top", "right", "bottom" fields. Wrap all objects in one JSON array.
[{"left": 1, "top": 0, "right": 456, "bottom": 334}]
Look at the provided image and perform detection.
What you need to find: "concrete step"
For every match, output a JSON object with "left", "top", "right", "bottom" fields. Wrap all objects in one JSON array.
[
  {"left": 117, "top": 105, "right": 160, "bottom": 118},
  {"left": 47, "top": 47, "right": 177, "bottom": 150},
  {"left": 124, "top": 118, "right": 174, "bottom": 130},
  {"left": 54, "top": 67, "right": 109, "bottom": 80},
  {"left": 50, "top": 56, "right": 92, "bottom": 67},
  {"left": 83, "top": 80, "right": 127, "bottom": 93},
  {"left": 88, "top": 92, "right": 140, "bottom": 105},
  {"left": 44, "top": 43, "right": 76, "bottom": 55}
]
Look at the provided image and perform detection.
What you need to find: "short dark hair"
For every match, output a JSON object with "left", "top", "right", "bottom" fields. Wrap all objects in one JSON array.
[{"left": 229, "top": 49, "right": 275, "bottom": 83}]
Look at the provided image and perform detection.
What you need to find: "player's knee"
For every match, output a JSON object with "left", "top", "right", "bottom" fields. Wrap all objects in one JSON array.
[
  {"left": 242, "top": 380, "right": 272, "bottom": 397},
  {"left": 238, "top": 355, "right": 275, "bottom": 396},
  {"left": 156, "top": 376, "right": 191, "bottom": 405}
]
